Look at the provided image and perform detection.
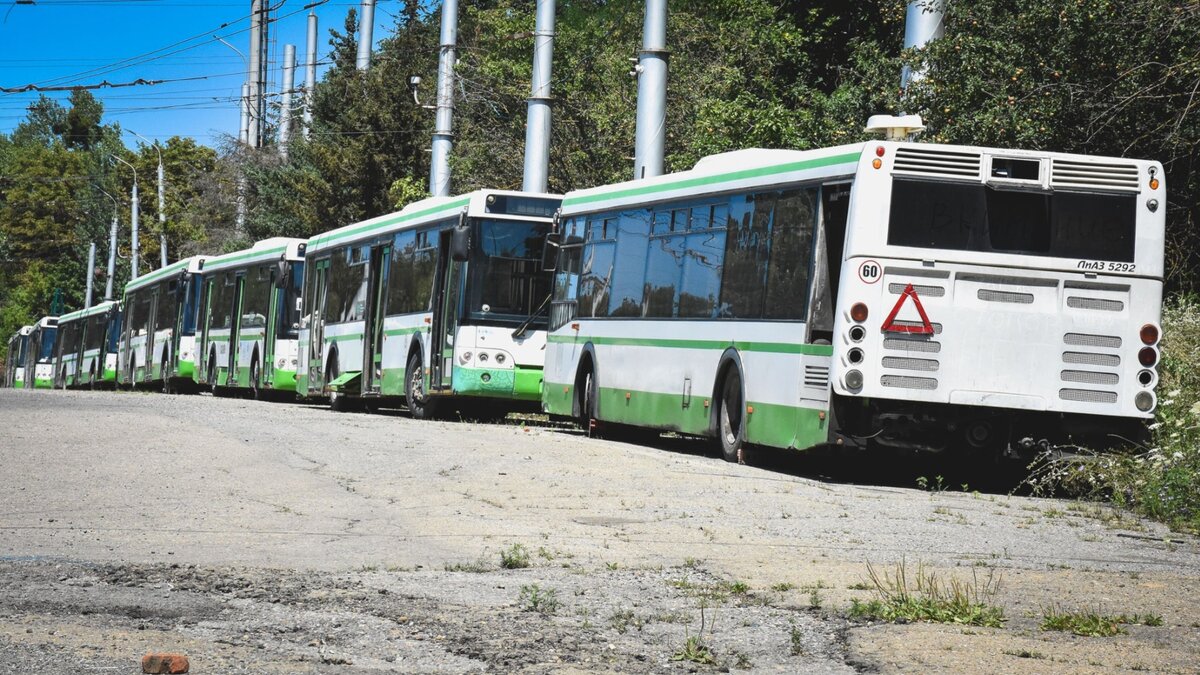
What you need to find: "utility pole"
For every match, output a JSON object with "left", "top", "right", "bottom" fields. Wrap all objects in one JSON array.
[
  {"left": 95, "top": 187, "right": 118, "bottom": 301},
  {"left": 304, "top": 11, "right": 317, "bottom": 138},
  {"left": 239, "top": 82, "right": 251, "bottom": 144},
  {"left": 128, "top": 130, "right": 168, "bottom": 267},
  {"left": 633, "top": 0, "right": 667, "bottom": 180},
  {"left": 248, "top": 0, "right": 263, "bottom": 147},
  {"left": 85, "top": 243, "right": 96, "bottom": 309},
  {"left": 900, "top": 0, "right": 946, "bottom": 94},
  {"left": 279, "top": 44, "right": 296, "bottom": 159},
  {"left": 522, "top": 0, "right": 556, "bottom": 194},
  {"left": 111, "top": 155, "right": 139, "bottom": 280},
  {"left": 430, "top": 0, "right": 459, "bottom": 197},
  {"left": 356, "top": 0, "right": 375, "bottom": 71}
]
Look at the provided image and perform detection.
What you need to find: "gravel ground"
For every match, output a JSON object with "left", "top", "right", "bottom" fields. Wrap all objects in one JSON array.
[{"left": 0, "top": 389, "right": 1197, "bottom": 673}]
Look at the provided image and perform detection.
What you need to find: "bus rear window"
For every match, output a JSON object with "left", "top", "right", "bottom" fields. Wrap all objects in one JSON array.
[{"left": 887, "top": 178, "right": 1136, "bottom": 262}]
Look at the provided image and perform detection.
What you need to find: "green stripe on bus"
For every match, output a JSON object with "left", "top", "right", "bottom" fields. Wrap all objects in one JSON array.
[
  {"left": 308, "top": 197, "right": 471, "bottom": 250},
  {"left": 383, "top": 326, "right": 429, "bottom": 337},
  {"left": 327, "top": 333, "right": 364, "bottom": 342},
  {"left": 204, "top": 246, "right": 287, "bottom": 271},
  {"left": 124, "top": 258, "right": 192, "bottom": 293},
  {"left": 562, "top": 151, "right": 862, "bottom": 208},
  {"left": 547, "top": 334, "right": 833, "bottom": 356}
]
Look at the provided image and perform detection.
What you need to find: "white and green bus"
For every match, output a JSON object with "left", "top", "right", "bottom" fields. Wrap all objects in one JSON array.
[
  {"left": 5, "top": 326, "right": 32, "bottom": 388},
  {"left": 195, "top": 237, "right": 306, "bottom": 398},
  {"left": 53, "top": 300, "right": 122, "bottom": 389},
  {"left": 118, "top": 256, "right": 207, "bottom": 392},
  {"left": 298, "top": 190, "right": 561, "bottom": 415},
  {"left": 543, "top": 132, "right": 1164, "bottom": 461},
  {"left": 23, "top": 316, "right": 58, "bottom": 389}
]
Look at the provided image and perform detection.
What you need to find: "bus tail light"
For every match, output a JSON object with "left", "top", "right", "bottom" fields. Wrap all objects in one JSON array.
[
  {"left": 850, "top": 303, "right": 869, "bottom": 323},
  {"left": 1135, "top": 391, "right": 1155, "bottom": 412},
  {"left": 872, "top": 158, "right": 883, "bottom": 169},
  {"left": 1138, "top": 347, "right": 1157, "bottom": 367},
  {"left": 1149, "top": 178, "right": 1160, "bottom": 190},
  {"left": 875, "top": 146, "right": 886, "bottom": 157},
  {"left": 1140, "top": 324, "right": 1159, "bottom": 345}
]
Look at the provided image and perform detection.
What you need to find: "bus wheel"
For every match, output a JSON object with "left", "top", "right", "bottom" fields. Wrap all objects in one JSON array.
[
  {"left": 88, "top": 368, "right": 97, "bottom": 390},
  {"left": 162, "top": 356, "right": 175, "bottom": 394},
  {"left": 208, "top": 356, "right": 223, "bottom": 397},
  {"left": 406, "top": 353, "right": 439, "bottom": 420},
  {"left": 249, "top": 356, "right": 262, "bottom": 401},
  {"left": 718, "top": 368, "right": 746, "bottom": 464},
  {"left": 576, "top": 364, "right": 597, "bottom": 436}
]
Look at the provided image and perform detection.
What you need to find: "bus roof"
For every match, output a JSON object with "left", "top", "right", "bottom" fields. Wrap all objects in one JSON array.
[
  {"left": 123, "top": 255, "right": 205, "bottom": 295},
  {"left": 58, "top": 300, "right": 119, "bottom": 324},
  {"left": 560, "top": 144, "right": 866, "bottom": 215},
  {"left": 34, "top": 316, "right": 58, "bottom": 329},
  {"left": 202, "top": 237, "right": 306, "bottom": 275},
  {"left": 307, "top": 189, "right": 563, "bottom": 255}
]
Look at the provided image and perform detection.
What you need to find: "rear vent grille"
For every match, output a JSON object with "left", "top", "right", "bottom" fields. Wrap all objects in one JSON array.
[
  {"left": 804, "top": 365, "right": 830, "bottom": 388},
  {"left": 881, "top": 375, "right": 938, "bottom": 390},
  {"left": 1067, "top": 297, "right": 1124, "bottom": 312},
  {"left": 894, "top": 147, "right": 982, "bottom": 179},
  {"left": 978, "top": 289, "right": 1035, "bottom": 304},
  {"left": 1051, "top": 159, "right": 1140, "bottom": 191},
  {"left": 889, "top": 283, "right": 945, "bottom": 297},
  {"left": 1061, "top": 370, "right": 1119, "bottom": 386},
  {"left": 882, "top": 357, "right": 939, "bottom": 372},
  {"left": 884, "top": 338, "right": 941, "bottom": 353},
  {"left": 1064, "top": 333, "right": 1122, "bottom": 349},
  {"left": 1060, "top": 388, "right": 1118, "bottom": 404},
  {"left": 1063, "top": 351, "right": 1120, "bottom": 367}
]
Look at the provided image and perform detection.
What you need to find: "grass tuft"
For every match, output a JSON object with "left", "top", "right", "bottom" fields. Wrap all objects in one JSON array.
[
  {"left": 846, "top": 560, "right": 1005, "bottom": 628},
  {"left": 499, "top": 543, "right": 531, "bottom": 569},
  {"left": 517, "top": 583, "right": 559, "bottom": 614},
  {"left": 1041, "top": 606, "right": 1164, "bottom": 637}
]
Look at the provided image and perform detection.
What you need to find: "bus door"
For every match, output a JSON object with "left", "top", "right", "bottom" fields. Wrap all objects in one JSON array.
[
  {"left": 429, "top": 230, "right": 465, "bottom": 393},
  {"left": 146, "top": 289, "right": 161, "bottom": 380},
  {"left": 307, "top": 258, "right": 331, "bottom": 389},
  {"left": 364, "top": 244, "right": 391, "bottom": 394},
  {"left": 226, "top": 274, "right": 245, "bottom": 386},
  {"left": 197, "top": 278, "right": 213, "bottom": 382}
]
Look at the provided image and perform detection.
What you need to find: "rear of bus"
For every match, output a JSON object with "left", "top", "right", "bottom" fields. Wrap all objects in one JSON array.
[{"left": 830, "top": 142, "right": 1164, "bottom": 455}]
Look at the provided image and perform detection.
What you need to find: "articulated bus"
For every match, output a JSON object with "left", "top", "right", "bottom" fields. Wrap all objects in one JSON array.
[
  {"left": 53, "top": 300, "right": 122, "bottom": 389},
  {"left": 299, "top": 190, "right": 561, "bottom": 415},
  {"left": 23, "top": 316, "right": 59, "bottom": 389},
  {"left": 5, "top": 327, "right": 31, "bottom": 388},
  {"left": 195, "top": 238, "right": 306, "bottom": 398},
  {"left": 543, "top": 131, "right": 1164, "bottom": 462},
  {"left": 118, "top": 256, "right": 207, "bottom": 392}
]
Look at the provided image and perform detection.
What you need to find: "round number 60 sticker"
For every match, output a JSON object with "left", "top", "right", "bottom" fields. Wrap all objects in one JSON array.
[{"left": 857, "top": 259, "right": 882, "bottom": 284}]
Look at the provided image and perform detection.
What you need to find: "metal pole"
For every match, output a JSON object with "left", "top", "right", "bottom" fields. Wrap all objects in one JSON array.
[
  {"left": 430, "top": 0, "right": 458, "bottom": 197},
  {"left": 85, "top": 243, "right": 96, "bottom": 309},
  {"left": 248, "top": 0, "right": 263, "bottom": 147},
  {"left": 112, "top": 155, "right": 139, "bottom": 280},
  {"left": 239, "top": 83, "right": 250, "bottom": 145},
  {"left": 304, "top": 11, "right": 317, "bottom": 138},
  {"left": 156, "top": 146, "right": 166, "bottom": 268},
  {"left": 522, "top": 0, "right": 556, "bottom": 194},
  {"left": 105, "top": 212, "right": 117, "bottom": 301},
  {"left": 633, "top": 0, "right": 667, "bottom": 180},
  {"left": 900, "top": 0, "right": 946, "bottom": 93},
  {"left": 280, "top": 44, "right": 296, "bottom": 158},
  {"left": 356, "top": 0, "right": 375, "bottom": 71}
]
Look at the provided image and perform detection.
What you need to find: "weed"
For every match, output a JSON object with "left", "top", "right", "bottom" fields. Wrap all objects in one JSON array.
[
  {"left": 683, "top": 557, "right": 700, "bottom": 569},
  {"left": 809, "top": 588, "right": 823, "bottom": 609},
  {"left": 916, "top": 475, "right": 946, "bottom": 492},
  {"left": 1040, "top": 606, "right": 1163, "bottom": 636},
  {"left": 517, "top": 584, "right": 559, "bottom": 614},
  {"left": 789, "top": 620, "right": 805, "bottom": 656},
  {"left": 771, "top": 582, "right": 796, "bottom": 592},
  {"left": 846, "top": 560, "right": 1005, "bottom": 628},
  {"left": 672, "top": 604, "right": 717, "bottom": 665},
  {"left": 500, "top": 543, "right": 531, "bottom": 569},
  {"left": 605, "top": 561, "right": 619, "bottom": 571},
  {"left": 846, "top": 581, "right": 871, "bottom": 591},
  {"left": 609, "top": 608, "right": 641, "bottom": 634},
  {"left": 1003, "top": 649, "right": 1046, "bottom": 659},
  {"left": 728, "top": 580, "right": 749, "bottom": 595},
  {"left": 731, "top": 650, "right": 752, "bottom": 669},
  {"left": 443, "top": 557, "right": 490, "bottom": 573}
]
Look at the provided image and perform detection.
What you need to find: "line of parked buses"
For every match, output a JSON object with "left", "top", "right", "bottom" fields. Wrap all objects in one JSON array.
[{"left": 3, "top": 129, "right": 1168, "bottom": 463}]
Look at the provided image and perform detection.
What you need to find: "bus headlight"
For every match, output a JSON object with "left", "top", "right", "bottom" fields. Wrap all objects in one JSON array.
[
  {"left": 845, "top": 369, "right": 863, "bottom": 391},
  {"left": 1135, "top": 391, "right": 1155, "bottom": 412}
]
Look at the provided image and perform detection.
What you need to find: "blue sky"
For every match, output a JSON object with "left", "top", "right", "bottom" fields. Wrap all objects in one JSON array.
[{"left": 0, "top": 0, "right": 398, "bottom": 148}]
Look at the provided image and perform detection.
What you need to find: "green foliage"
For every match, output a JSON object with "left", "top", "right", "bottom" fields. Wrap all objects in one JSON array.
[
  {"left": 1040, "top": 606, "right": 1164, "bottom": 637},
  {"left": 1025, "top": 296, "right": 1200, "bottom": 533},
  {"left": 517, "top": 583, "right": 559, "bottom": 614},
  {"left": 847, "top": 560, "right": 1006, "bottom": 628},
  {"left": 499, "top": 543, "right": 531, "bottom": 569}
]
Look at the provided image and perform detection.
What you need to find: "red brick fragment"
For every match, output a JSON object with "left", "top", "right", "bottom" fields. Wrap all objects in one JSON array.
[{"left": 142, "top": 652, "right": 190, "bottom": 674}]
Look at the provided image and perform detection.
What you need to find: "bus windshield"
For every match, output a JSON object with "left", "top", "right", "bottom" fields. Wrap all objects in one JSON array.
[
  {"left": 107, "top": 313, "right": 122, "bottom": 354},
  {"left": 887, "top": 178, "right": 1137, "bottom": 262},
  {"left": 465, "top": 218, "right": 551, "bottom": 325},
  {"left": 38, "top": 328, "right": 56, "bottom": 363},
  {"left": 278, "top": 261, "right": 303, "bottom": 339}
]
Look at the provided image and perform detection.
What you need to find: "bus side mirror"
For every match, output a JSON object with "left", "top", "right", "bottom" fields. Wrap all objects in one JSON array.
[
  {"left": 450, "top": 216, "right": 471, "bottom": 262},
  {"left": 541, "top": 232, "right": 561, "bottom": 272},
  {"left": 274, "top": 259, "right": 289, "bottom": 289}
]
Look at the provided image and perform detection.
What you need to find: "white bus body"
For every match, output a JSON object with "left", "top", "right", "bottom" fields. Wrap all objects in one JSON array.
[
  {"left": 24, "top": 316, "right": 58, "bottom": 389},
  {"left": 195, "top": 238, "right": 306, "bottom": 396},
  {"left": 543, "top": 141, "right": 1163, "bottom": 459},
  {"left": 6, "top": 326, "right": 32, "bottom": 388},
  {"left": 299, "top": 190, "right": 560, "bottom": 414},
  {"left": 53, "top": 300, "right": 122, "bottom": 389},
  {"left": 118, "top": 256, "right": 206, "bottom": 390}
]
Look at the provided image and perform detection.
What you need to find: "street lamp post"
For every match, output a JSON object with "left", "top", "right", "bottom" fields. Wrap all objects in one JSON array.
[
  {"left": 93, "top": 188, "right": 120, "bottom": 301},
  {"left": 110, "top": 155, "right": 139, "bottom": 280},
  {"left": 128, "top": 130, "right": 167, "bottom": 268}
]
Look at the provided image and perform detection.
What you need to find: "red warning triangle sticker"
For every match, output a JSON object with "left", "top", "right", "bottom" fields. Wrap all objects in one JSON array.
[{"left": 880, "top": 283, "right": 934, "bottom": 335}]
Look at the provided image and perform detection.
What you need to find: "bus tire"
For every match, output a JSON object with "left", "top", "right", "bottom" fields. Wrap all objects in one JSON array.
[
  {"left": 575, "top": 360, "right": 598, "bottom": 436},
  {"left": 162, "top": 355, "right": 175, "bottom": 394},
  {"left": 249, "top": 355, "right": 262, "bottom": 401},
  {"left": 88, "top": 368, "right": 97, "bottom": 391},
  {"left": 718, "top": 366, "right": 746, "bottom": 464},
  {"left": 208, "top": 354, "right": 225, "bottom": 397},
  {"left": 406, "top": 352, "right": 439, "bottom": 420}
]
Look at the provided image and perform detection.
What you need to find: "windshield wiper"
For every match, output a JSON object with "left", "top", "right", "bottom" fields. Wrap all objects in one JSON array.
[{"left": 511, "top": 293, "right": 551, "bottom": 340}]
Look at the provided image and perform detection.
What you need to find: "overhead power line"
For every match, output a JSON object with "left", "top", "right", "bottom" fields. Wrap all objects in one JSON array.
[{"left": 0, "top": 73, "right": 219, "bottom": 93}]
